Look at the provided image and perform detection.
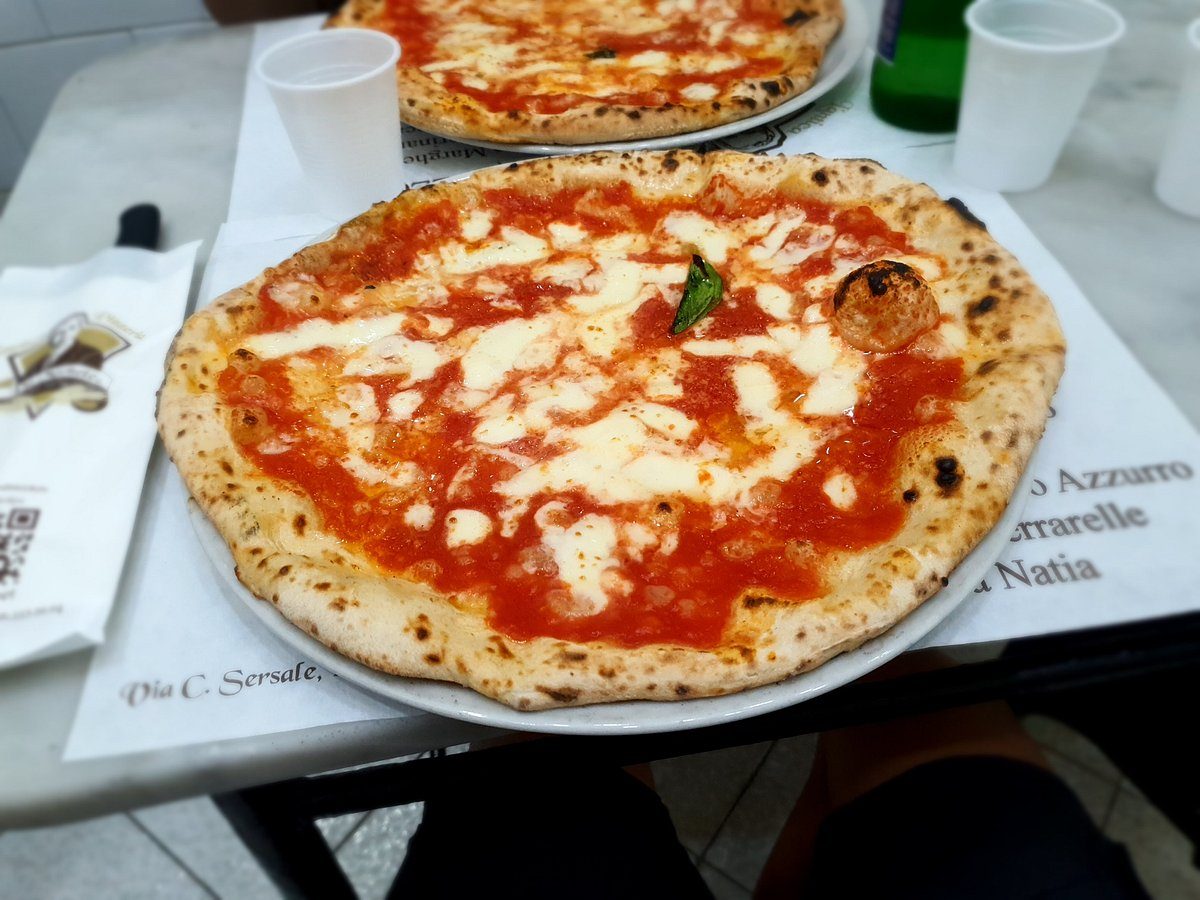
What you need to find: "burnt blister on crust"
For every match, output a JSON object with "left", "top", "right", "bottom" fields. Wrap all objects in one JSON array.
[
  {"left": 783, "top": 9, "right": 814, "bottom": 25},
  {"left": 969, "top": 295, "right": 998, "bottom": 316},
  {"left": 946, "top": 197, "right": 987, "bottom": 230},
  {"left": 935, "top": 456, "right": 962, "bottom": 492}
]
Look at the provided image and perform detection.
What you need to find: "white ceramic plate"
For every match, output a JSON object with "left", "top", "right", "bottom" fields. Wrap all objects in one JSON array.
[
  {"left": 426, "top": 0, "right": 870, "bottom": 157},
  {"left": 188, "top": 464, "right": 1032, "bottom": 735}
]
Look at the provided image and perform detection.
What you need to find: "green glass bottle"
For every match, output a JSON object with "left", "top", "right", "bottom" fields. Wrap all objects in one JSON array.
[{"left": 870, "top": 0, "right": 972, "bottom": 132}]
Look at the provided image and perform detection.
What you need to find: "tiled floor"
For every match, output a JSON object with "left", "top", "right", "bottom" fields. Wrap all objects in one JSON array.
[{"left": 2, "top": 718, "right": 1198, "bottom": 899}]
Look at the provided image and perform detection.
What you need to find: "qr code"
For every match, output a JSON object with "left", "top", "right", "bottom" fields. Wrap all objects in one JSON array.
[{"left": 0, "top": 507, "right": 39, "bottom": 587}]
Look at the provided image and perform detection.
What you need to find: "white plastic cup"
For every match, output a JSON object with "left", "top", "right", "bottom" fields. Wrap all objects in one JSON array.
[
  {"left": 1154, "top": 19, "right": 1200, "bottom": 218},
  {"left": 953, "top": 0, "right": 1125, "bottom": 192},
  {"left": 256, "top": 29, "right": 404, "bottom": 221}
]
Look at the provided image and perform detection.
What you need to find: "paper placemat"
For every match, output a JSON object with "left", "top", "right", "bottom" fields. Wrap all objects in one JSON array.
[{"left": 63, "top": 21, "right": 1200, "bottom": 761}]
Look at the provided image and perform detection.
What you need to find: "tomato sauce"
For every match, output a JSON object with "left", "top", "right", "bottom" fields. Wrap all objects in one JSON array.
[{"left": 220, "top": 181, "right": 961, "bottom": 649}]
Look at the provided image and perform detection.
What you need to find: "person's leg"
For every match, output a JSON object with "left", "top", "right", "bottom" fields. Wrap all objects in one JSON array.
[{"left": 756, "top": 655, "right": 1149, "bottom": 900}]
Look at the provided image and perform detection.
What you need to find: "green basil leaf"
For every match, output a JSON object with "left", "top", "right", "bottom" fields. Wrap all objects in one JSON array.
[
  {"left": 670, "top": 254, "right": 724, "bottom": 335},
  {"left": 586, "top": 47, "right": 617, "bottom": 59}
]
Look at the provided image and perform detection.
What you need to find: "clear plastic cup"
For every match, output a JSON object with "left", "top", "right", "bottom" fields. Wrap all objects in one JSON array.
[
  {"left": 953, "top": 0, "right": 1125, "bottom": 192},
  {"left": 256, "top": 29, "right": 404, "bottom": 221},
  {"left": 1154, "top": 19, "right": 1200, "bottom": 218}
]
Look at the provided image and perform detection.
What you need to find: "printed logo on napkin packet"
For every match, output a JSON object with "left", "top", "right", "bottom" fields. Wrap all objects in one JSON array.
[
  {"left": 118, "top": 661, "right": 327, "bottom": 708},
  {"left": 0, "top": 312, "right": 134, "bottom": 419}
]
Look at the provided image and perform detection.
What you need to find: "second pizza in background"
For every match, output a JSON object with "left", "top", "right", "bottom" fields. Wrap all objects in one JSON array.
[{"left": 326, "top": 0, "right": 845, "bottom": 143}]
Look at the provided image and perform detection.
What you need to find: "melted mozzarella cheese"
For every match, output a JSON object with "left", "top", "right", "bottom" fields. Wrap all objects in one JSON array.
[
  {"left": 681, "top": 82, "right": 718, "bottom": 101},
  {"left": 445, "top": 509, "right": 492, "bottom": 547},
  {"left": 768, "top": 323, "right": 841, "bottom": 376},
  {"left": 460, "top": 314, "right": 559, "bottom": 392},
  {"left": 534, "top": 257, "right": 593, "bottom": 284},
  {"left": 343, "top": 334, "right": 446, "bottom": 384},
  {"left": 324, "top": 382, "right": 379, "bottom": 429},
  {"left": 460, "top": 209, "right": 494, "bottom": 242},
  {"left": 522, "top": 377, "right": 602, "bottom": 430},
  {"left": 802, "top": 360, "right": 864, "bottom": 416},
  {"left": 662, "top": 212, "right": 731, "bottom": 263},
  {"left": 440, "top": 227, "right": 551, "bottom": 275},
  {"left": 823, "top": 472, "right": 858, "bottom": 510},
  {"left": 473, "top": 395, "right": 527, "bottom": 444},
  {"left": 548, "top": 222, "right": 587, "bottom": 248},
  {"left": 341, "top": 428, "right": 422, "bottom": 488},
  {"left": 754, "top": 283, "right": 793, "bottom": 320},
  {"left": 574, "top": 259, "right": 644, "bottom": 313},
  {"left": 387, "top": 390, "right": 424, "bottom": 421},
  {"left": 404, "top": 503, "right": 434, "bottom": 531},
  {"left": 628, "top": 50, "right": 671, "bottom": 69},
  {"left": 243, "top": 313, "right": 406, "bottom": 359},
  {"left": 540, "top": 513, "right": 619, "bottom": 616},
  {"left": 748, "top": 215, "right": 808, "bottom": 263},
  {"left": 422, "top": 314, "right": 455, "bottom": 337},
  {"left": 681, "top": 335, "right": 778, "bottom": 358}
]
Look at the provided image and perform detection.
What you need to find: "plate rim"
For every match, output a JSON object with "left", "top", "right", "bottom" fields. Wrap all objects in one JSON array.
[
  {"left": 188, "top": 463, "right": 1034, "bottom": 735},
  {"left": 412, "top": 0, "right": 871, "bottom": 157}
]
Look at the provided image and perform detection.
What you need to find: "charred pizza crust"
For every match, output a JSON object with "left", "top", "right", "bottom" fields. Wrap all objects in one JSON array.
[
  {"left": 158, "top": 152, "right": 1064, "bottom": 710},
  {"left": 326, "top": 0, "right": 843, "bottom": 144}
]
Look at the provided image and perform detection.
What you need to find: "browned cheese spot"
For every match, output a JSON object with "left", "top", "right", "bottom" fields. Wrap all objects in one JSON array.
[
  {"left": 220, "top": 460, "right": 234, "bottom": 475},
  {"left": 977, "top": 359, "right": 1000, "bottom": 375},
  {"left": 294, "top": 514, "right": 307, "bottom": 536}
]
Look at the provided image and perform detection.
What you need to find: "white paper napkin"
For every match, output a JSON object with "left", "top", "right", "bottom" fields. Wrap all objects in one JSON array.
[
  {"left": 63, "top": 222, "right": 418, "bottom": 762},
  {"left": 0, "top": 242, "right": 199, "bottom": 669}
]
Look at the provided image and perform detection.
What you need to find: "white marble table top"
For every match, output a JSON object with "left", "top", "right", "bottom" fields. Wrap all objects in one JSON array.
[{"left": 1, "top": 1, "right": 1198, "bottom": 827}]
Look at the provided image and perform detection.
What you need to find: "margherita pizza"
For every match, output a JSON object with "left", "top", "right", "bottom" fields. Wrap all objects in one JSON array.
[
  {"left": 326, "top": 0, "right": 844, "bottom": 143},
  {"left": 158, "top": 152, "right": 1064, "bottom": 710}
]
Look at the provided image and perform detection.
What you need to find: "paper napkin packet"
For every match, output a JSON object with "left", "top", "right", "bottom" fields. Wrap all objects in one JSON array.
[{"left": 0, "top": 242, "right": 199, "bottom": 669}]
